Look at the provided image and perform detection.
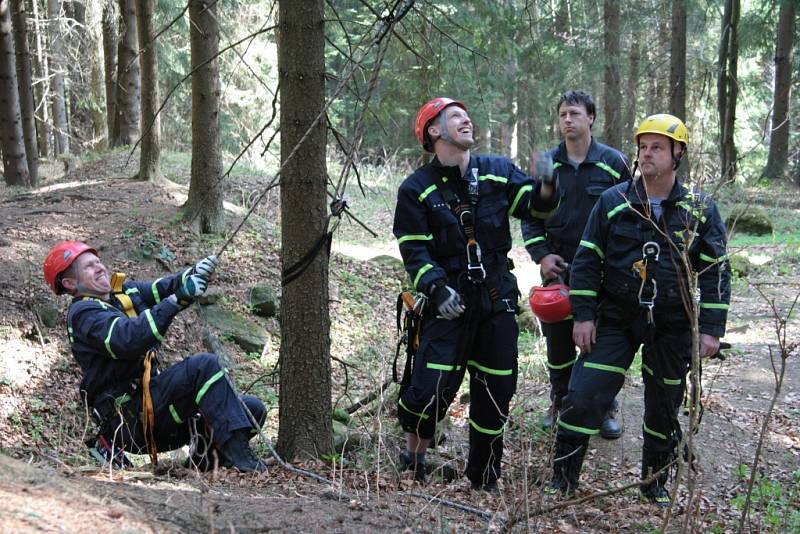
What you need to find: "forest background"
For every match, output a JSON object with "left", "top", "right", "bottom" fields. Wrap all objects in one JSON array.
[{"left": 0, "top": 0, "right": 798, "bottom": 532}]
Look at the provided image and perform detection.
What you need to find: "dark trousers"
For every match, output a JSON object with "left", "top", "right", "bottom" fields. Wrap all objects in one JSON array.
[
  {"left": 398, "top": 272, "right": 520, "bottom": 485},
  {"left": 100, "top": 353, "right": 265, "bottom": 454},
  {"left": 558, "top": 302, "right": 690, "bottom": 453},
  {"left": 541, "top": 318, "right": 576, "bottom": 406}
]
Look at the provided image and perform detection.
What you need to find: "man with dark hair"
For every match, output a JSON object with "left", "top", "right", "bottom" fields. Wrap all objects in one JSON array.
[
  {"left": 393, "top": 97, "right": 558, "bottom": 490},
  {"left": 44, "top": 241, "right": 268, "bottom": 472},
  {"left": 551, "top": 114, "right": 730, "bottom": 506},
  {"left": 523, "top": 90, "right": 631, "bottom": 437}
]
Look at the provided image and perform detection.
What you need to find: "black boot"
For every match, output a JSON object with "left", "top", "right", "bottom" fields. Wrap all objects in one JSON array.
[
  {"left": 219, "top": 429, "right": 267, "bottom": 472},
  {"left": 542, "top": 395, "right": 563, "bottom": 431},
  {"left": 640, "top": 447, "right": 672, "bottom": 507},
  {"left": 546, "top": 437, "right": 588, "bottom": 496},
  {"left": 398, "top": 450, "right": 426, "bottom": 483},
  {"left": 599, "top": 399, "right": 622, "bottom": 439}
]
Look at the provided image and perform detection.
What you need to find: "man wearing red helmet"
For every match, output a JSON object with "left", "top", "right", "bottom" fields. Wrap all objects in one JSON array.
[
  {"left": 522, "top": 90, "right": 631, "bottom": 437},
  {"left": 392, "top": 97, "right": 558, "bottom": 490},
  {"left": 44, "top": 241, "right": 268, "bottom": 472},
  {"left": 549, "top": 115, "right": 730, "bottom": 506}
]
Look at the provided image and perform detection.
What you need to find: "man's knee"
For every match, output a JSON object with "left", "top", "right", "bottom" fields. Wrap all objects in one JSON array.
[{"left": 241, "top": 395, "right": 266, "bottom": 428}]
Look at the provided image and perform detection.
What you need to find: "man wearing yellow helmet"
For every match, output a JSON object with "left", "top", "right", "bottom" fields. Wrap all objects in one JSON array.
[{"left": 549, "top": 114, "right": 730, "bottom": 507}]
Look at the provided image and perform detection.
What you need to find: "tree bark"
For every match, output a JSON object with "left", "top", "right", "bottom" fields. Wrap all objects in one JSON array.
[
  {"left": 276, "top": 0, "right": 333, "bottom": 461},
  {"left": 669, "top": 0, "right": 687, "bottom": 121},
  {"left": 134, "top": 0, "right": 159, "bottom": 181},
  {"left": 29, "top": 0, "right": 49, "bottom": 158},
  {"left": 183, "top": 0, "right": 223, "bottom": 232},
  {"left": 602, "top": 0, "right": 621, "bottom": 149},
  {"left": 670, "top": 0, "right": 687, "bottom": 179},
  {"left": 0, "top": 0, "right": 30, "bottom": 185},
  {"left": 10, "top": 0, "right": 37, "bottom": 184},
  {"left": 622, "top": 32, "right": 641, "bottom": 150},
  {"left": 86, "top": 1, "right": 107, "bottom": 149},
  {"left": 102, "top": 1, "right": 118, "bottom": 145},
  {"left": 717, "top": 0, "right": 740, "bottom": 182},
  {"left": 111, "top": 0, "right": 139, "bottom": 147},
  {"left": 764, "top": 0, "right": 796, "bottom": 181},
  {"left": 46, "top": 0, "right": 69, "bottom": 155}
]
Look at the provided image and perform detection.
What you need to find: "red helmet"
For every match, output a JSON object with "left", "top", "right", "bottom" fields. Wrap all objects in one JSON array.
[
  {"left": 43, "top": 241, "right": 97, "bottom": 294},
  {"left": 529, "top": 283, "right": 572, "bottom": 323},
  {"left": 414, "top": 97, "right": 467, "bottom": 152}
]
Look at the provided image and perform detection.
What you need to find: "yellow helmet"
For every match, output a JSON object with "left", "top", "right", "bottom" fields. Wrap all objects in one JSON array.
[{"left": 635, "top": 114, "right": 688, "bottom": 146}]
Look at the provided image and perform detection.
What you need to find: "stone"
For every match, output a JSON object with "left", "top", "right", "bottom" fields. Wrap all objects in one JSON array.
[
  {"left": 726, "top": 207, "right": 774, "bottom": 236},
  {"left": 729, "top": 254, "right": 750, "bottom": 278},
  {"left": 249, "top": 285, "right": 278, "bottom": 318},
  {"left": 201, "top": 304, "right": 270, "bottom": 354},
  {"left": 35, "top": 304, "right": 60, "bottom": 328},
  {"left": 195, "top": 287, "right": 222, "bottom": 305}
]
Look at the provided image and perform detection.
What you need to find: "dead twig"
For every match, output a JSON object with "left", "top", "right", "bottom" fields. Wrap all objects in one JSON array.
[{"left": 736, "top": 286, "right": 798, "bottom": 533}]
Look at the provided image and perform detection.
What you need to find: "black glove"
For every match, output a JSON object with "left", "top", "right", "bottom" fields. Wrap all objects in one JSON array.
[
  {"left": 431, "top": 283, "right": 465, "bottom": 320},
  {"left": 175, "top": 274, "right": 208, "bottom": 307},
  {"left": 535, "top": 152, "right": 555, "bottom": 187}
]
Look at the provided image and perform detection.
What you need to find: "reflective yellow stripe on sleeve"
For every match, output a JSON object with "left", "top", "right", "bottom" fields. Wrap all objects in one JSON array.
[
  {"left": 104, "top": 317, "right": 120, "bottom": 359},
  {"left": 579, "top": 240, "right": 605, "bottom": 259},
  {"left": 144, "top": 309, "right": 166, "bottom": 342}
]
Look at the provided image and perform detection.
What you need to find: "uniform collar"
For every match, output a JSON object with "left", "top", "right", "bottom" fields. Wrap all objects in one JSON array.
[
  {"left": 627, "top": 177, "right": 687, "bottom": 206},
  {"left": 431, "top": 154, "right": 477, "bottom": 180},
  {"left": 554, "top": 137, "right": 602, "bottom": 165}
]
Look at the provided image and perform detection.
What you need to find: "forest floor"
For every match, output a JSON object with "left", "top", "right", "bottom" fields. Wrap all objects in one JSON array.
[{"left": 0, "top": 150, "right": 798, "bottom": 533}]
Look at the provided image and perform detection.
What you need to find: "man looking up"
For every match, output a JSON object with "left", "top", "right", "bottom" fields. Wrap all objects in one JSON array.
[{"left": 393, "top": 97, "right": 558, "bottom": 490}]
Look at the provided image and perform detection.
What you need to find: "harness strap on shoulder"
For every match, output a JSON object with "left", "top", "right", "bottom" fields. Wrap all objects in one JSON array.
[{"left": 111, "top": 273, "right": 138, "bottom": 318}]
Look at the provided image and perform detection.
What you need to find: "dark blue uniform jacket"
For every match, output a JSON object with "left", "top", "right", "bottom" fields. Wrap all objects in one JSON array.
[
  {"left": 393, "top": 155, "right": 556, "bottom": 294},
  {"left": 569, "top": 178, "right": 731, "bottom": 337},
  {"left": 67, "top": 270, "right": 190, "bottom": 406},
  {"left": 522, "top": 139, "right": 630, "bottom": 263}
]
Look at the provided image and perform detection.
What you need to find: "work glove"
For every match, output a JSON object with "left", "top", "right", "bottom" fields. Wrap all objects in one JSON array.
[
  {"left": 174, "top": 274, "right": 208, "bottom": 307},
  {"left": 535, "top": 152, "right": 555, "bottom": 187},
  {"left": 193, "top": 255, "right": 219, "bottom": 278},
  {"left": 431, "top": 284, "right": 465, "bottom": 320}
]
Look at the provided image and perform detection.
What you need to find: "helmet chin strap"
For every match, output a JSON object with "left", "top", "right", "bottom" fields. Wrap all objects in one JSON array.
[{"left": 435, "top": 108, "right": 472, "bottom": 152}]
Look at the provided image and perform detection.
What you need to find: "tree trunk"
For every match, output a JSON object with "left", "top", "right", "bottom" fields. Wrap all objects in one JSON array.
[
  {"left": 622, "top": 32, "right": 641, "bottom": 150},
  {"left": 10, "top": 0, "right": 37, "bottom": 184},
  {"left": 29, "top": 0, "right": 49, "bottom": 158},
  {"left": 0, "top": 0, "right": 30, "bottom": 185},
  {"left": 669, "top": 0, "right": 687, "bottom": 121},
  {"left": 276, "top": 0, "right": 333, "bottom": 461},
  {"left": 112, "top": 0, "right": 139, "bottom": 147},
  {"left": 46, "top": 0, "right": 69, "bottom": 155},
  {"left": 86, "top": 1, "right": 107, "bottom": 149},
  {"left": 102, "top": 1, "right": 118, "bottom": 144},
  {"left": 717, "top": 0, "right": 740, "bottom": 182},
  {"left": 764, "top": 0, "right": 796, "bottom": 181},
  {"left": 670, "top": 0, "right": 687, "bottom": 179},
  {"left": 183, "top": 0, "right": 223, "bottom": 232},
  {"left": 134, "top": 0, "right": 159, "bottom": 181},
  {"left": 602, "top": 0, "right": 621, "bottom": 149}
]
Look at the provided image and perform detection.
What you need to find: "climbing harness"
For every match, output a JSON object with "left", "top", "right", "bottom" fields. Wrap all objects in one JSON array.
[
  {"left": 394, "top": 292, "right": 426, "bottom": 390},
  {"left": 633, "top": 241, "right": 660, "bottom": 323}
]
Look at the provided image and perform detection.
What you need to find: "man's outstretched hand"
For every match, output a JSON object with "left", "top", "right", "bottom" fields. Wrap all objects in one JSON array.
[
  {"left": 175, "top": 274, "right": 208, "bottom": 307},
  {"left": 193, "top": 255, "right": 219, "bottom": 278}
]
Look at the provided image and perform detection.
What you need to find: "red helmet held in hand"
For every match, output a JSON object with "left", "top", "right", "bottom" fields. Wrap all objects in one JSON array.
[
  {"left": 414, "top": 97, "right": 467, "bottom": 152},
  {"left": 529, "top": 282, "right": 572, "bottom": 324},
  {"left": 44, "top": 241, "right": 97, "bottom": 294}
]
